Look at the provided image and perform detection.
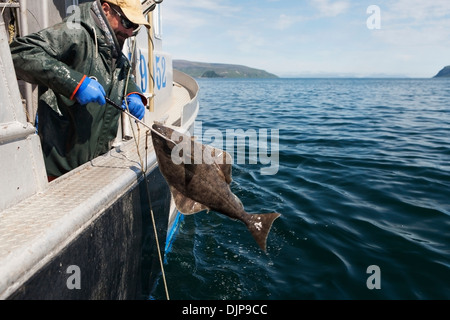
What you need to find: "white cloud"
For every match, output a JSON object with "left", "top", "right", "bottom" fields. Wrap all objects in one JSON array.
[
  {"left": 160, "top": 0, "right": 450, "bottom": 77},
  {"left": 370, "top": 1, "right": 450, "bottom": 48},
  {"left": 275, "top": 14, "right": 309, "bottom": 30},
  {"left": 164, "top": 0, "right": 240, "bottom": 15},
  {"left": 224, "top": 27, "right": 267, "bottom": 54},
  {"left": 386, "top": 0, "right": 450, "bottom": 21},
  {"left": 311, "top": 0, "right": 350, "bottom": 17}
]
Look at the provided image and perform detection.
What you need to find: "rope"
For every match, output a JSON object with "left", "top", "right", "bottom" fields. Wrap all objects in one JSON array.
[
  {"left": 2, "top": 0, "right": 15, "bottom": 43},
  {"left": 124, "top": 36, "right": 170, "bottom": 300}
]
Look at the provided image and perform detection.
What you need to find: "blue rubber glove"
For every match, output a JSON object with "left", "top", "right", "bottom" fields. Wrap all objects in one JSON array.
[
  {"left": 74, "top": 77, "right": 106, "bottom": 106},
  {"left": 121, "top": 94, "right": 146, "bottom": 120}
]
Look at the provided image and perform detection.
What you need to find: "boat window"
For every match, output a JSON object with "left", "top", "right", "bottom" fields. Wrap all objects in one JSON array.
[{"left": 153, "top": 3, "right": 162, "bottom": 39}]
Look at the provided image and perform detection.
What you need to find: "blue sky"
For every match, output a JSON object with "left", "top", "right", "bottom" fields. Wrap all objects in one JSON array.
[{"left": 161, "top": 0, "right": 450, "bottom": 78}]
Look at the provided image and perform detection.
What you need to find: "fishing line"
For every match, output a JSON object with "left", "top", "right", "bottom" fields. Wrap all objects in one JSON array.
[
  {"left": 104, "top": 96, "right": 176, "bottom": 144},
  {"left": 123, "top": 35, "right": 170, "bottom": 300}
]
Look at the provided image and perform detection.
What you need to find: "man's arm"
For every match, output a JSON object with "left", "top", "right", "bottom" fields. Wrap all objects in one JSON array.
[{"left": 10, "top": 28, "right": 86, "bottom": 100}]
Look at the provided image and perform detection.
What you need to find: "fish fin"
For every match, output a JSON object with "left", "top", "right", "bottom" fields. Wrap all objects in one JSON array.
[
  {"left": 203, "top": 144, "right": 233, "bottom": 184},
  {"left": 217, "top": 157, "right": 232, "bottom": 185},
  {"left": 217, "top": 150, "right": 233, "bottom": 184},
  {"left": 170, "top": 186, "right": 209, "bottom": 215},
  {"left": 245, "top": 213, "right": 281, "bottom": 252},
  {"left": 233, "top": 194, "right": 244, "bottom": 209}
]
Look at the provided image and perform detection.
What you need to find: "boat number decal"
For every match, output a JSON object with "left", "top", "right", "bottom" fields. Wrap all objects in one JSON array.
[
  {"left": 139, "top": 53, "right": 148, "bottom": 92},
  {"left": 133, "top": 52, "right": 167, "bottom": 92},
  {"left": 155, "top": 55, "right": 167, "bottom": 90}
]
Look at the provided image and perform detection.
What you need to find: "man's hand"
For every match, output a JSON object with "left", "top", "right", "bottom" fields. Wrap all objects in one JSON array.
[
  {"left": 121, "top": 94, "right": 146, "bottom": 120},
  {"left": 74, "top": 77, "right": 106, "bottom": 106}
]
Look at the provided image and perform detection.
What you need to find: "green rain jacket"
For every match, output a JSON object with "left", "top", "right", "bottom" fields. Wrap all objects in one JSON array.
[{"left": 10, "top": 1, "right": 145, "bottom": 177}]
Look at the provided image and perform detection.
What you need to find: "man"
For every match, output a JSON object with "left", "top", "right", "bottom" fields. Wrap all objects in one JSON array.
[{"left": 10, "top": 0, "right": 150, "bottom": 181}]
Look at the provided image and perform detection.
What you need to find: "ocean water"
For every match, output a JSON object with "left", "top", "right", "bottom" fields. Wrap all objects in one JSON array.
[{"left": 153, "top": 78, "right": 450, "bottom": 300}]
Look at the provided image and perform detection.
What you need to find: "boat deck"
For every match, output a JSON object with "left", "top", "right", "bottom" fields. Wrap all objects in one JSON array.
[{"left": 0, "top": 79, "right": 193, "bottom": 299}]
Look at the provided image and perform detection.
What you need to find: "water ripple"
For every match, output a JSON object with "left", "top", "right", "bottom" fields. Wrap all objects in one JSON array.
[{"left": 153, "top": 78, "right": 450, "bottom": 300}]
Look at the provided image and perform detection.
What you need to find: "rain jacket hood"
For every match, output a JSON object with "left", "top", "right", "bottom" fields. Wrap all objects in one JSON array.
[{"left": 10, "top": 1, "right": 144, "bottom": 177}]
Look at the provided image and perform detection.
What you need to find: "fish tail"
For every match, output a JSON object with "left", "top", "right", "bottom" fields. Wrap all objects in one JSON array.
[{"left": 245, "top": 212, "right": 281, "bottom": 252}]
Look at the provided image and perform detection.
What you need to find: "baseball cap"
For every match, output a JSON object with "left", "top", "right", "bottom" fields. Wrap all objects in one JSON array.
[{"left": 104, "top": 0, "right": 151, "bottom": 29}]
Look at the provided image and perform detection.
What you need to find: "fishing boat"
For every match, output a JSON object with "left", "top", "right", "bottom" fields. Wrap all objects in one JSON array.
[{"left": 0, "top": 0, "right": 199, "bottom": 299}]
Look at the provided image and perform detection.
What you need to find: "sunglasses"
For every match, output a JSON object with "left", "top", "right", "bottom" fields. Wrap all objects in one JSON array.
[{"left": 110, "top": 6, "right": 140, "bottom": 31}]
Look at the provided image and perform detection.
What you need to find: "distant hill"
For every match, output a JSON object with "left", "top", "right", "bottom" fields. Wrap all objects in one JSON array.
[
  {"left": 173, "top": 60, "right": 278, "bottom": 79},
  {"left": 434, "top": 66, "right": 450, "bottom": 78}
]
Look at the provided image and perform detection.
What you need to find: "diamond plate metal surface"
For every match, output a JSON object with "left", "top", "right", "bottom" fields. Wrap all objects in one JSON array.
[{"left": 0, "top": 132, "right": 156, "bottom": 297}]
